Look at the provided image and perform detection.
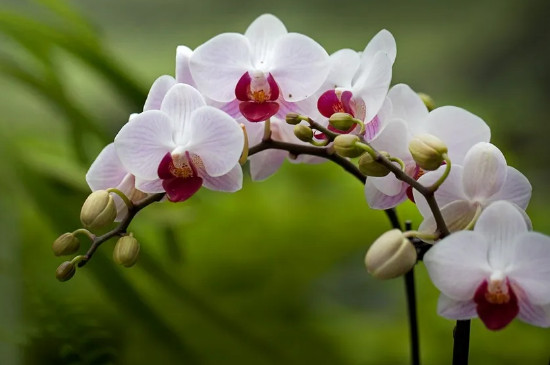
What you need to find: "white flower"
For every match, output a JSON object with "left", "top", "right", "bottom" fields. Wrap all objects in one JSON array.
[
  {"left": 114, "top": 84, "right": 244, "bottom": 202},
  {"left": 316, "top": 29, "right": 395, "bottom": 138},
  {"left": 414, "top": 142, "right": 532, "bottom": 233},
  {"left": 424, "top": 201, "right": 550, "bottom": 330},
  {"left": 365, "top": 84, "right": 491, "bottom": 209},
  {"left": 189, "top": 14, "right": 330, "bottom": 123}
]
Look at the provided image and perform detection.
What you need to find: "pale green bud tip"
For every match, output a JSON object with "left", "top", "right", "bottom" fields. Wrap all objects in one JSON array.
[
  {"left": 408, "top": 133, "right": 448, "bottom": 171},
  {"left": 56, "top": 261, "right": 76, "bottom": 282},
  {"left": 328, "top": 112, "right": 355, "bottom": 131},
  {"left": 333, "top": 134, "right": 363, "bottom": 158},
  {"left": 358, "top": 151, "right": 391, "bottom": 177},
  {"left": 113, "top": 234, "right": 140, "bottom": 268},
  {"left": 52, "top": 233, "right": 80, "bottom": 256},
  {"left": 80, "top": 190, "right": 117, "bottom": 230},
  {"left": 365, "top": 229, "right": 417, "bottom": 280},
  {"left": 285, "top": 113, "right": 302, "bottom": 125},
  {"left": 418, "top": 93, "right": 435, "bottom": 111},
  {"left": 294, "top": 124, "right": 313, "bottom": 142}
]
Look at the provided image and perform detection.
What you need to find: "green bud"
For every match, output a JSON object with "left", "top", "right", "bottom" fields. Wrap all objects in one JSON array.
[
  {"left": 328, "top": 112, "right": 355, "bottom": 131},
  {"left": 365, "top": 229, "right": 417, "bottom": 280},
  {"left": 285, "top": 113, "right": 302, "bottom": 125},
  {"left": 418, "top": 92, "right": 435, "bottom": 111},
  {"left": 52, "top": 232, "right": 80, "bottom": 256},
  {"left": 56, "top": 261, "right": 76, "bottom": 282},
  {"left": 80, "top": 190, "right": 117, "bottom": 230},
  {"left": 333, "top": 134, "right": 363, "bottom": 158},
  {"left": 294, "top": 124, "right": 313, "bottom": 142},
  {"left": 358, "top": 151, "right": 391, "bottom": 177},
  {"left": 113, "top": 234, "right": 140, "bottom": 268},
  {"left": 408, "top": 133, "right": 448, "bottom": 171}
]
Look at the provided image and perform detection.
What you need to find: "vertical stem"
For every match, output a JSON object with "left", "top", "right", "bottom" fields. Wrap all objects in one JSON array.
[
  {"left": 404, "top": 221, "right": 420, "bottom": 365},
  {"left": 452, "top": 320, "right": 471, "bottom": 365}
]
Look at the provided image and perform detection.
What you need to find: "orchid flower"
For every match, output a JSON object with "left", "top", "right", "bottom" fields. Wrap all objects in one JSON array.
[
  {"left": 365, "top": 84, "right": 491, "bottom": 210},
  {"left": 414, "top": 142, "right": 532, "bottom": 233},
  {"left": 189, "top": 13, "right": 330, "bottom": 123},
  {"left": 114, "top": 84, "right": 244, "bottom": 202},
  {"left": 424, "top": 200, "right": 550, "bottom": 330},
  {"left": 316, "top": 29, "right": 395, "bottom": 139}
]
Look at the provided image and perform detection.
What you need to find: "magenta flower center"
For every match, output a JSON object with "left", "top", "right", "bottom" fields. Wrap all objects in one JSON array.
[
  {"left": 158, "top": 151, "right": 204, "bottom": 202},
  {"left": 473, "top": 278, "right": 519, "bottom": 331},
  {"left": 235, "top": 71, "right": 280, "bottom": 122}
]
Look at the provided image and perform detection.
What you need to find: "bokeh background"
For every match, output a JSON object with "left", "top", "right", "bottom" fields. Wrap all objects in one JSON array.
[{"left": 0, "top": 0, "right": 549, "bottom": 364}]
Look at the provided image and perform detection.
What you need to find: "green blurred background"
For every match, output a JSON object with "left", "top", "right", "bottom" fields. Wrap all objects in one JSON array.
[{"left": 0, "top": 0, "right": 549, "bottom": 364}]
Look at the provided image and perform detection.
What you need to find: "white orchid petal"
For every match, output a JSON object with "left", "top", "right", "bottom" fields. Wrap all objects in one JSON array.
[
  {"left": 245, "top": 14, "right": 287, "bottom": 68},
  {"left": 371, "top": 174, "right": 403, "bottom": 196},
  {"left": 185, "top": 107, "right": 244, "bottom": 176},
  {"left": 200, "top": 163, "right": 243, "bottom": 192},
  {"left": 86, "top": 143, "right": 127, "bottom": 191},
  {"left": 508, "top": 232, "right": 550, "bottom": 305},
  {"left": 114, "top": 111, "right": 174, "bottom": 181},
  {"left": 364, "top": 179, "right": 407, "bottom": 210},
  {"left": 462, "top": 143, "right": 507, "bottom": 201},
  {"left": 160, "top": 84, "right": 206, "bottom": 145},
  {"left": 175, "top": 45, "right": 196, "bottom": 86},
  {"left": 327, "top": 49, "right": 361, "bottom": 89},
  {"left": 515, "top": 286, "right": 550, "bottom": 327},
  {"left": 270, "top": 33, "right": 329, "bottom": 102},
  {"left": 249, "top": 149, "right": 288, "bottom": 181},
  {"left": 418, "top": 200, "right": 479, "bottom": 235},
  {"left": 424, "top": 230, "right": 492, "bottom": 300},
  {"left": 143, "top": 75, "right": 177, "bottom": 111},
  {"left": 414, "top": 165, "right": 467, "bottom": 218},
  {"left": 369, "top": 118, "right": 410, "bottom": 159},
  {"left": 437, "top": 293, "right": 477, "bottom": 320},
  {"left": 387, "top": 84, "right": 428, "bottom": 134},
  {"left": 489, "top": 167, "right": 532, "bottom": 209},
  {"left": 135, "top": 176, "right": 164, "bottom": 193},
  {"left": 189, "top": 33, "right": 251, "bottom": 102},
  {"left": 353, "top": 52, "right": 393, "bottom": 123},
  {"left": 425, "top": 107, "right": 490, "bottom": 165},
  {"left": 360, "top": 29, "right": 397, "bottom": 66}
]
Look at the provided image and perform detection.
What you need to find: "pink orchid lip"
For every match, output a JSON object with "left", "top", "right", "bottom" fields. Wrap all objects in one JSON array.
[
  {"left": 235, "top": 72, "right": 280, "bottom": 122},
  {"left": 317, "top": 89, "right": 355, "bottom": 119},
  {"left": 474, "top": 278, "right": 519, "bottom": 331},
  {"left": 158, "top": 152, "right": 203, "bottom": 202}
]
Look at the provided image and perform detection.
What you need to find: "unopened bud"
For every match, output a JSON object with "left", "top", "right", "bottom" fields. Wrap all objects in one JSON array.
[
  {"left": 358, "top": 151, "right": 391, "bottom": 177},
  {"left": 328, "top": 112, "right": 355, "bottom": 131},
  {"left": 333, "top": 134, "right": 363, "bottom": 158},
  {"left": 80, "top": 190, "right": 117, "bottom": 230},
  {"left": 56, "top": 261, "right": 76, "bottom": 282},
  {"left": 418, "top": 93, "right": 435, "bottom": 111},
  {"left": 52, "top": 233, "right": 80, "bottom": 256},
  {"left": 286, "top": 113, "right": 302, "bottom": 125},
  {"left": 113, "top": 234, "right": 140, "bottom": 267},
  {"left": 365, "top": 229, "right": 417, "bottom": 280},
  {"left": 294, "top": 124, "right": 313, "bottom": 142},
  {"left": 409, "top": 133, "right": 448, "bottom": 171}
]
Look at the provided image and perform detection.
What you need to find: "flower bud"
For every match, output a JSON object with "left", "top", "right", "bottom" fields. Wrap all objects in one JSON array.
[
  {"left": 365, "top": 229, "right": 417, "bottom": 280},
  {"left": 408, "top": 133, "right": 448, "bottom": 171},
  {"left": 285, "top": 113, "right": 302, "bottom": 125},
  {"left": 333, "top": 134, "right": 363, "bottom": 158},
  {"left": 294, "top": 124, "right": 313, "bottom": 142},
  {"left": 56, "top": 261, "right": 76, "bottom": 282},
  {"left": 418, "top": 92, "right": 435, "bottom": 111},
  {"left": 358, "top": 151, "right": 391, "bottom": 177},
  {"left": 328, "top": 112, "right": 355, "bottom": 131},
  {"left": 52, "top": 233, "right": 80, "bottom": 256},
  {"left": 113, "top": 234, "right": 140, "bottom": 268},
  {"left": 80, "top": 190, "right": 117, "bottom": 230}
]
